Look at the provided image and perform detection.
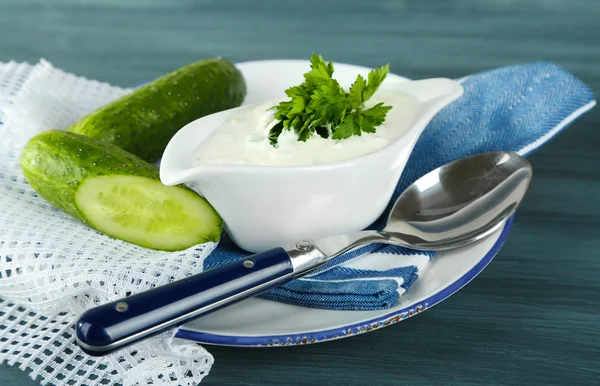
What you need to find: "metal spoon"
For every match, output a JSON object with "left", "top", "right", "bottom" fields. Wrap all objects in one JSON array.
[{"left": 76, "top": 151, "right": 532, "bottom": 356}]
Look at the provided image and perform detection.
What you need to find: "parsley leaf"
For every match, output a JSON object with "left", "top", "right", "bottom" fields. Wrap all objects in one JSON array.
[
  {"left": 268, "top": 121, "right": 284, "bottom": 146},
  {"left": 362, "top": 102, "right": 393, "bottom": 126},
  {"left": 310, "top": 78, "right": 349, "bottom": 125},
  {"left": 361, "top": 115, "right": 377, "bottom": 134},
  {"left": 332, "top": 113, "right": 357, "bottom": 140},
  {"left": 269, "top": 54, "right": 392, "bottom": 145},
  {"left": 348, "top": 75, "right": 366, "bottom": 109},
  {"left": 304, "top": 53, "right": 334, "bottom": 87},
  {"left": 363, "top": 64, "right": 390, "bottom": 101}
]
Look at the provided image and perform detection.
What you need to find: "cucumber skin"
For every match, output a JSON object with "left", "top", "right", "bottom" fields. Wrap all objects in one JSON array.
[
  {"left": 20, "top": 130, "right": 222, "bottom": 242},
  {"left": 68, "top": 57, "right": 246, "bottom": 163}
]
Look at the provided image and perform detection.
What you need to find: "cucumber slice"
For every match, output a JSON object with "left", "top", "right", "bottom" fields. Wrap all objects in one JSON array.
[{"left": 76, "top": 175, "right": 221, "bottom": 251}]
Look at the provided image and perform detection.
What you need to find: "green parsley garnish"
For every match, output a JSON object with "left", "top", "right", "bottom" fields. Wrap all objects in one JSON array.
[{"left": 269, "top": 53, "right": 392, "bottom": 146}]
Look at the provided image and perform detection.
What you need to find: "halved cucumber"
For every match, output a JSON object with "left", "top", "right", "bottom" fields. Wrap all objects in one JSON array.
[{"left": 21, "top": 130, "right": 222, "bottom": 251}]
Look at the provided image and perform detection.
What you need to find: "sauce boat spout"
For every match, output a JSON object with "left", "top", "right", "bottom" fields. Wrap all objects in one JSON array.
[{"left": 159, "top": 106, "right": 246, "bottom": 186}]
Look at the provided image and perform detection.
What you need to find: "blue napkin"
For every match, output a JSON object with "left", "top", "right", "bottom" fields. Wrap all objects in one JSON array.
[{"left": 204, "top": 61, "right": 595, "bottom": 310}]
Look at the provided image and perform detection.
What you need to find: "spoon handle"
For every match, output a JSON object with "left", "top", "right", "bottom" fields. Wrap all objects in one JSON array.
[{"left": 75, "top": 246, "right": 326, "bottom": 356}]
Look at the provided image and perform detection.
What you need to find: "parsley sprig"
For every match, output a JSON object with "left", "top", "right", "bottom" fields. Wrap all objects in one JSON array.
[{"left": 269, "top": 54, "right": 392, "bottom": 146}]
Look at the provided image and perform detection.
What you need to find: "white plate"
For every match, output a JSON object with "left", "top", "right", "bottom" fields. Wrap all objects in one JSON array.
[{"left": 174, "top": 60, "right": 513, "bottom": 347}]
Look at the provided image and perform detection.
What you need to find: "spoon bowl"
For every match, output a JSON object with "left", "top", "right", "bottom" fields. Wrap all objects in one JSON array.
[
  {"left": 308, "top": 151, "right": 532, "bottom": 258},
  {"left": 385, "top": 151, "right": 532, "bottom": 249}
]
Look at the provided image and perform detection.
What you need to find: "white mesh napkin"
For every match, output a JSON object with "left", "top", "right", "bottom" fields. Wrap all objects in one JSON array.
[{"left": 0, "top": 60, "right": 215, "bottom": 386}]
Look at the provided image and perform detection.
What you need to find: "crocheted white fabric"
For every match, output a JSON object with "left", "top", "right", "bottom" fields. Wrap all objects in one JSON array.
[{"left": 0, "top": 60, "right": 215, "bottom": 385}]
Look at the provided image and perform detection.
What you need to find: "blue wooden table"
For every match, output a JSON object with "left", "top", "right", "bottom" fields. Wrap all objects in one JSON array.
[{"left": 1, "top": 1, "right": 599, "bottom": 385}]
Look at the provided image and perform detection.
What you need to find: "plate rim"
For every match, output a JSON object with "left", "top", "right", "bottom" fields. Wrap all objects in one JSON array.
[{"left": 175, "top": 216, "right": 514, "bottom": 347}]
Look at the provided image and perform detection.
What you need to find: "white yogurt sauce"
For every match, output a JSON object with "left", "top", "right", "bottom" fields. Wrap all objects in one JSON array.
[{"left": 193, "top": 89, "right": 420, "bottom": 167}]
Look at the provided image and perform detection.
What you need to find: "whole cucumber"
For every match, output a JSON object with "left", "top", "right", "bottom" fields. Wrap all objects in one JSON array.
[
  {"left": 69, "top": 57, "right": 246, "bottom": 162},
  {"left": 21, "top": 130, "right": 222, "bottom": 251}
]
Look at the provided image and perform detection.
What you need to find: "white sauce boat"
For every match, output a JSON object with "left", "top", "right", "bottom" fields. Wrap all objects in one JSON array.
[{"left": 160, "top": 77, "right": 464, "bottom": 253}]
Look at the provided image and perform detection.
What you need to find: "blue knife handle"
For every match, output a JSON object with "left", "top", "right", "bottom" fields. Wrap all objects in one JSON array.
[{"left": 76, "top": 247, "right": 295, "bottom": 356}]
